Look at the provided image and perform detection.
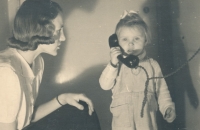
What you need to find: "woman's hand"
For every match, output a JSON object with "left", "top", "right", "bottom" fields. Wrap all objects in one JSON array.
[
  {"left": 110, "top": 47, "right": 121, "bottom": 66},
  {"left": 164, "top": 107, "right": 176, "bottom": 123},
  {"left": 58, "top": 93, "right": 94, "bottom": 115}
]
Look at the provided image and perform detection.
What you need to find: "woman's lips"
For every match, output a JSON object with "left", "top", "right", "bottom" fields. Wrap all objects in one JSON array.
[{"left": 57, "top": 43, "right": 61, "bottom": 49}]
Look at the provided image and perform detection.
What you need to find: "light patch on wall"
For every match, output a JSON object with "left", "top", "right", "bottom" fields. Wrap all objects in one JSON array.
[
  {"left": 55, "top": 72, "right": 68, "bottom": 84},
  {"left": 55, "top": 66, "right": 79, "bottom": 84}
]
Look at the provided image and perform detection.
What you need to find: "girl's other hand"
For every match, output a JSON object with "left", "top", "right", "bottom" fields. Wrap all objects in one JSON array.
[
  {"left": 110, "top": 47, "right": 121, "bottom": 66},
  {"left": 164, "top": 107, "right": 176, "bottom": 123}
]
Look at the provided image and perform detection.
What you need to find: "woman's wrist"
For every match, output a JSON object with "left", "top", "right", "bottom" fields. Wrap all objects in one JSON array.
[{"left": 56, "top": 95, "right": 65, "bottom": 106}]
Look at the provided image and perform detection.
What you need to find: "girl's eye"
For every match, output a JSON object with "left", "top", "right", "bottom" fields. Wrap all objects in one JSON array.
[
  {"left": 135, "top": 37, "right": 140, "bottom": 41},
  {"left": 122, "top": 38, "right": 128, "bottom": 41}
]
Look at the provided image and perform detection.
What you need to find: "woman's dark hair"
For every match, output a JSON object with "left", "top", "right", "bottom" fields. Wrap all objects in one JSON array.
[{"left": 8, "top": 0, "right": 62, "bottom": 51}]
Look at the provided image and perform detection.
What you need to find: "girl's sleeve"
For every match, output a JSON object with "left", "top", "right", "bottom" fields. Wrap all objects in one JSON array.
[
  {"left": 154, "top": 61, "right": 175, "bottom": 117},
  {"left": 99, "top": 63, "right": 118, "bottom": 90},
  {"left": 0, "top": 67, "right": 21, "bottom": 123}
]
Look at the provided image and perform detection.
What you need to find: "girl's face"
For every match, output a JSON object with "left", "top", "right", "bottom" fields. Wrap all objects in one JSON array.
[
  {"left": 40, "top": 13, "right": 66, "bottom": 56},
  {"left": 117, "top": 26, "right": 146, "bottom": 56}
]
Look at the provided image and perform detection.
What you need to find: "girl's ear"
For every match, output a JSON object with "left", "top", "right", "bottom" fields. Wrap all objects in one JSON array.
[
  {"left": 144, "top": 38, "right": 148, "bottom": 46},
  {"left": 144, "top": 32, "right": 150, "bottom": 45}
]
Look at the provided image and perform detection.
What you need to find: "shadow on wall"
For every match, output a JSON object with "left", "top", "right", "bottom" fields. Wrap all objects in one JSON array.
[
  {"left": 58, "top": 0, "right": 98, "bottom": 17},
  {"left": 141, "top": 0, "right": 159, "bottom": 59},
  {"left": 171, "top": 0, "right": 199, "bottom": 130},
  {"left": 0, "top": 0, "right": 10, "bottom": 50},
  {"left": 155, "top": 0, "right": 199, "bottom": 130}
]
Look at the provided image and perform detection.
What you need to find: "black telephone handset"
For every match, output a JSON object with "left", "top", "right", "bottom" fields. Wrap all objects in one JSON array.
[{"left": 109, "top": 34, "right": 139, "bottom": 68}]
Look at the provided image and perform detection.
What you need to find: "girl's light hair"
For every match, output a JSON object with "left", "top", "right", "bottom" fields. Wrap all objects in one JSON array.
[
  {"left": 115, "top": 12, "right": 151, "bottom": 44},
  {"left": 8, "top": 0, "right": 62, "bottom": 51}
]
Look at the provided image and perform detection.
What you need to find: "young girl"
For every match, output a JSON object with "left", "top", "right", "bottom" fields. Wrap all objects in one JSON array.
[{"left": 99, "top": 10, "right": 176, "bottom": 130}]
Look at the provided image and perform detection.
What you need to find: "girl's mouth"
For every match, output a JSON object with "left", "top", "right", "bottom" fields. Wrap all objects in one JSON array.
[
  {"left": 126, "top": 49, "right": 142, "bottom": 56},
  {"left": 127, "top": 50, "right": 134, "bottom": 53}
]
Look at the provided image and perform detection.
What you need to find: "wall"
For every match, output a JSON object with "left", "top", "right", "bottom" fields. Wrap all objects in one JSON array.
[{"left": 170, "top": 0, "right": 200, "bottom": 130}]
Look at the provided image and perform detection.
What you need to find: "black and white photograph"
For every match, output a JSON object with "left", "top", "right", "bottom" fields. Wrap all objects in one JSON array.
[{"left": 0, "top": 0, "right": 199, "bottom": 130}]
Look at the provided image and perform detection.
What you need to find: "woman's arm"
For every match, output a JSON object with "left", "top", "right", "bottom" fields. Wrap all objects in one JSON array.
[
  {"left": 0, "top": 122, "right": 17, "bottom": 130},
  {"left": 0, "top": 67, "right": 21, "bottom": 130},
  {"left": 99, "top": 63, "right": 119, "bottom": 90},
  {"left": 31, "top": 93, "right": 94, "bottom": 122}
]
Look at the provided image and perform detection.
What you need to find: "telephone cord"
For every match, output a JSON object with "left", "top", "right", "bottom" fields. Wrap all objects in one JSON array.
[{"left": 139, "top": 46, "right": 200, "bottom": 117}]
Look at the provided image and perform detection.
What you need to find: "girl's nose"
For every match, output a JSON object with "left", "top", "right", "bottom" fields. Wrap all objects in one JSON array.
[{"left": 129, "top": 40, "right": 134, "bottom": 45}]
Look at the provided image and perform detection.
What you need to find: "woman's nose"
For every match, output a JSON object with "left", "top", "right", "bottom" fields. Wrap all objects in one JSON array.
[{"left": 60, "top": 30, "right": 66, "bottom": 42}]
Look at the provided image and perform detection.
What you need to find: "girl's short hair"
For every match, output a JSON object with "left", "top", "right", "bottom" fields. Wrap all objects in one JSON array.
[
  {"left": 115, "top": 12, "right": 151, "bottom": 44},
  {"left": 8, "top": 0, "right": 62, "bottom": 51}
]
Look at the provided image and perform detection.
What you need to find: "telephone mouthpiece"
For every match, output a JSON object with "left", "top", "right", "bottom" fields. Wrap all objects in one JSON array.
[{"left": 117, "top": 55, "right": 139, "bottom": 68}]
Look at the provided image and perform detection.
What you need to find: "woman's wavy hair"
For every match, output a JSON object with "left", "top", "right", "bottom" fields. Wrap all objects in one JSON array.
[
  {"left": 115, "top": 12, "right": 151, "bottom": 44},
  {"left": 8, "top": 0, "right": 62, "bottom": 51}
]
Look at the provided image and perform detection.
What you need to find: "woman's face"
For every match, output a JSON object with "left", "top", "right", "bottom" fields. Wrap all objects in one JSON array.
[
  {"left": 118, "top": 26, "right": 146, "bottom": 56},
  {"left": 40, "top": 13, "right": 66, "bottom": 56}
]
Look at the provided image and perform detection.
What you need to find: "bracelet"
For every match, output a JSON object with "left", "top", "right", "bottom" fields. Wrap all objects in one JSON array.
[{"left": 56, "top": 95, "right": 64, "bottom": 106}]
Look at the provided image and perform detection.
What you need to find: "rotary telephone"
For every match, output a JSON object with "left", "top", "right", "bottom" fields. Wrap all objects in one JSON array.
[{"left": 109, "top": 34, "right": 139, "bottom": 68}]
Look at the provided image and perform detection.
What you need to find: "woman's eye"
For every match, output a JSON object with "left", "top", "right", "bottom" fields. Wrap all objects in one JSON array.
[
  {"left": 53, "top": 29, "right": 62, "bottom": 39},
  {"left": 57, "top": 29, "right": 61, "bottom": 35}
]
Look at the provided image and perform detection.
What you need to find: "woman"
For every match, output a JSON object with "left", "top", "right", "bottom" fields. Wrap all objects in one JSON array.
[{"left": 0, "top": 0, "right": 99, "bottom": 130}]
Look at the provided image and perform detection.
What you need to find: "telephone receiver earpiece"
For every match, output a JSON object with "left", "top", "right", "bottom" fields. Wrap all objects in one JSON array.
[{"left": 108, "top": 34, "right": 139, "bottom": 68}]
